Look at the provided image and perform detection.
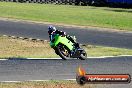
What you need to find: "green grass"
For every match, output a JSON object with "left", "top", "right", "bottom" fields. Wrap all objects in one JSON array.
[
  {"left": 0, "top": 2, "right": 132, "bottom": 31},
  {"left": 82, "top": 45, "right": 132, "bottom": 57},
  {"left": 0, "top": 81, "right": 94, "bottom": 88},
  {"left": 0, "top": 36, "right": 132, "bottom": 58}
]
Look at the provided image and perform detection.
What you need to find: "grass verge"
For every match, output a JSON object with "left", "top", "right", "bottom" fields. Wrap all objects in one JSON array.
[
  {"left": 0, "top": 2, "right": 132, "bottom": 31},
  {"left": 0, "top": 80, "right": 94, "bottom": 88},
  {"left": 0, "top": 36, "right": 132, "bottom": 58}
]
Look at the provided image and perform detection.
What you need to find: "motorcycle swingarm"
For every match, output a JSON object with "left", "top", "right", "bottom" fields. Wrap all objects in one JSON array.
[{"left": 71, "top": 48, "right": 83, "bottom": 58}]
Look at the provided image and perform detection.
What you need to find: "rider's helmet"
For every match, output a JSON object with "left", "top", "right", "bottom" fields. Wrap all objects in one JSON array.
[{"left": 48, "top": 25, "right": 56, "bottom": 34}]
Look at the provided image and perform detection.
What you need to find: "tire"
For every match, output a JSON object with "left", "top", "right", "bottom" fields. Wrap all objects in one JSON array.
[
  {"left": 79, "top": 49, "right": 87, "bottom": 60},
  {"left": 90, "top": 0, "right": 100, "bottom": 6},
  {"left": 75, "top": 0, "right": 80, "bottom": 5},
  {"left": 53, "top": 48, "right": 59, "bottom": 55},
  {"left": 56, "top": 44, "right": 71, "bottom": 60},
  {"left": 76, "top": 76, "right": 87, "bottom": 85},
  {"left": 81, "top": 0, "right": 88, "bottom": 6}
]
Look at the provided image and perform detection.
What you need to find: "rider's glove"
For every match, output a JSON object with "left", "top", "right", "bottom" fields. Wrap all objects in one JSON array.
[{"left": 63, "top": 32, "right": 66, "bottom": 36}]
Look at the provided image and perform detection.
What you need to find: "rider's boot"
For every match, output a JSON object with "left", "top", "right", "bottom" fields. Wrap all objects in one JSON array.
[{"left": 74, "top": 43, "right": 79, "bottom": 48}]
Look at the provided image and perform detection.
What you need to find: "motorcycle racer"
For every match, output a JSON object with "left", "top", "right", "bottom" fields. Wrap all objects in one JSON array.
[{"left": 48, "top": 25, "right": 87, "bottom": 60}]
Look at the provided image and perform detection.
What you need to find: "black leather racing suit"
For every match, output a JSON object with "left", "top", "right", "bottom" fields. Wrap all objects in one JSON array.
[{"left": 48, "top": 30, "right": 76, "bottom": 44}]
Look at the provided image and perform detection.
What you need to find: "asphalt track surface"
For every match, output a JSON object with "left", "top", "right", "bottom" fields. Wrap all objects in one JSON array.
[
  {"left": 0, "top": 20, "right": 132, "bottom": 49},
  {"left": 0, "top": 56, "right": 132, "bottom": 88}
]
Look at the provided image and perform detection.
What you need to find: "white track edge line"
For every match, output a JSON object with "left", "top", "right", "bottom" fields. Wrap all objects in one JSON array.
[
  {"left": 0, "top": 79, "right": 76, "bottom": 83},
  {"left": 0, "top": 55, "right": 132, "bottom": 60}
]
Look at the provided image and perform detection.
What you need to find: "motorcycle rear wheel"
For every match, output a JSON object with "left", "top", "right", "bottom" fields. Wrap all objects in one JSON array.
[{"left": 79, "top": 49, "right": 87, "bottom": 60}]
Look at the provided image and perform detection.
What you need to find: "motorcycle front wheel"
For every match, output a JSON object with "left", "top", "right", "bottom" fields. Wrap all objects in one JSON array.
[{"left": 56, "top": 44, "right": 71, "bottom": 60}]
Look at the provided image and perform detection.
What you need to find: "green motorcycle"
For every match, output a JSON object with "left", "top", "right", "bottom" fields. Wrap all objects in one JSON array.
[{"left": 50, "top": 34, "right": 87, "bottom": 60}]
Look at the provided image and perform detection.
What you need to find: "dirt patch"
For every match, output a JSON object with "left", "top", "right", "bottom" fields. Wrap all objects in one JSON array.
[{"left": 0, "top": 81, "right": 95, "bottom": 88}]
